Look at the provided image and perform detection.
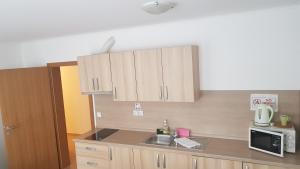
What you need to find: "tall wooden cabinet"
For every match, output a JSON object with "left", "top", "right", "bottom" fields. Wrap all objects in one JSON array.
[
  {"left": 78, "top": 53, "right": 112, "bottom": 94},
  {"left": 110, "top": 51, "right": 137, "bottom": 101}
]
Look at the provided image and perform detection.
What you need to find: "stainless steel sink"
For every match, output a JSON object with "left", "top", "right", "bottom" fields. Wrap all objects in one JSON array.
[{"left": 144, "top": 135, "right": 174, "bottom": 146}]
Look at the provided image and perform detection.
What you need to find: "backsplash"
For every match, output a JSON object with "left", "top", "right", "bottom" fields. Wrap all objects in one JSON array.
[{"left": 94, "top": 91, "right": 300, "bottom": 141}]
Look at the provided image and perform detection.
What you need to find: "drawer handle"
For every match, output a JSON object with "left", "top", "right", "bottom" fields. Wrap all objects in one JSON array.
[
  {"left": 245, "top": 165, "right": 249, "bottom": 169},
  {"left": 85, "top": 147, "right": 96, "bottom": 151},
  {"left": 163, "top": 154, "right": 166, "bottom": 169},
  {"left": 156, "top": 153, "right": 160, "bottom": 168},
  {"left": 86, "top": 161, "right": 98, "bottom": 166},
  {"left": 193, "top": 159, "right": 197, "bottom": 169}
]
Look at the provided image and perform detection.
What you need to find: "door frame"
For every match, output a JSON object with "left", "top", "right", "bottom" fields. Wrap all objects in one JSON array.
[{"left": 47, "top": 61, "right": 95, "bottom": 169}]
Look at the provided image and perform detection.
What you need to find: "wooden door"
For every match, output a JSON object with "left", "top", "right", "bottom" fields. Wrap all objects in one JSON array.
[
  {"left": 93, "top": 53, "right": 112, "bottom": 92},
  {"left": 192, "top": 157, "right": 242, "bottom": 169},
  {"left": 78, "top": 55, "right": 95, "bottom": 93},
  {"left": 134, "top": 49, "right": 164, "bottom": 101},
  {"left": 110, "top": 51, "right": 137, "bottom": 101},
  {"left": 110, "top": 146, "right": 134, "bottom": 169},
  {"left": 163, "top": 152, "right": 189, "bottom": 169},
  {"left": 243, "top": 163, "right": 289, "bottom": 169},
  {"left": 0, "top": 67, "right": 60, "bottom": 169},
  {"left": 161, "top": 46, "right": 199, "bottom": 102},
  {"left": 139, "top": 149, "right": 160, "bottom": 169}
]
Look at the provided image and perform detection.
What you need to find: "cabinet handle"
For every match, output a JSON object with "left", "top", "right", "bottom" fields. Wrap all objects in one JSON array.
[
  {"left": 163, "top": 154, "right": 166, "bottom": 169},
  {"left": 96, "top": 78, "right": 100, "bottom": 91},
  {"left": 114, "top": 87, "right": 117, "bottom": 100},
  {"left": 109, "top": 147, "right": 112, "bottom": 160},
  {"left": 85, "top": 147, "right": 96, "bottom": 151},
  {"left": 245, "top": 165, "right": 249, "bottom": 169},
  {"left": 160, "top": 86, "right": 163, "bottom": 100},
  {"left": 156, "top": 154, "right": 160, "bottom": 168},
  {"left": 193, "top": 159, "right": 197, "bottom": 169},
  {"left": 86, "top": 161, "right": 98, "bottom": 166},
  {"left": 92, "top": 78, "right": 95, "bottom": 90},
  {"left": 165, "top": 86, "right": 169, "bottom": 100}
]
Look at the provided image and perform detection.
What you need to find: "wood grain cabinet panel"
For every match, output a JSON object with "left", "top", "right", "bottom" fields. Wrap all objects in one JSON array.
[
  {"left": 78, "top": 53, "right": 112, "bottom": 94},
  {"left": 110, "top": 146, "right": 134, "bottom": 169},
  {"left": 191, "top": 156, "right": 242, "bottom": 169},
  {"left": 243, "top": 163, "right": 294, "bottom": 169},
  {"left": 110, "top": 51, "right": 137, "bottom": 101},
  {"left": 161, "top": 46, "right": 199, "bottom": 102},
  {"left": 138, "top": 149, "right": 189, "bottom": 169},
  {"left": 134, "top": 49, "right": 164, "bottom": 101}
]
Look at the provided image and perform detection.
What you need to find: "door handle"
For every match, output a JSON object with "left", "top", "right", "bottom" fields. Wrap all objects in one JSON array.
[
  {"left": 165, "top": 86, "right": 169, "bottom": 100},
  {"left": 113, "top": 87, "right": 117, "bottom": 100},
  {"left": 92, "top": 78, "right": 95, "bottom": 91},
  {"left": 163, "top": 154, "right": 166, "bottom": 169},
  {"left": 193, "top": 159, "right": 197, "bottom": 169},
  {"left": 4, "top": 125, "right": 17, "bottom": 135},
  {"left": 156, "top": 153, "right": 160, "bottom": 168},
  {"left": 96, "top": 78, "right": 100, "bottom": 91},
  {"left": 160, "top": 85, "right": 163, "bottom": 100}
]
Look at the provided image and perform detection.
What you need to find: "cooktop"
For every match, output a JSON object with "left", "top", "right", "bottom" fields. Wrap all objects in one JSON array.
[{"left": 85, "top": 128, "right": 119, "bottom": 141}]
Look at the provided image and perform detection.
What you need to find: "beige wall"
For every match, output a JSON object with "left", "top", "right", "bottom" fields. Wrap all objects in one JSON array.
[
  {"left": 95, "top": 91, "right": 300, "bottom": 141},
  {"left": 61, "top": 66, "right": 91, "bottom": 134}
]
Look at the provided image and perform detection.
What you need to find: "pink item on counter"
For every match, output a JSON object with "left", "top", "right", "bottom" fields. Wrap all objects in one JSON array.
[{"left": 176, "top": 128, "right": 190, "bottom": 138}]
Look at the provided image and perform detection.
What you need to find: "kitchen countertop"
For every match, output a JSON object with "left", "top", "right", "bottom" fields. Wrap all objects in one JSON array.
[{"left": 74, "top": 128, "right": 300, "bottom": 168}]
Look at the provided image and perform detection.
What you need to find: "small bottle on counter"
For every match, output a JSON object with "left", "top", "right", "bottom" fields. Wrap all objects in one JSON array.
[{"left": 162, "top": 119, "right": 170, "bottom": 135}]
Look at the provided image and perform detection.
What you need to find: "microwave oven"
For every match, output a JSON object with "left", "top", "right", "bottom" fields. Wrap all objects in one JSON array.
[{"left": 249, "top": 127, "right": 284, "bottom": 157}]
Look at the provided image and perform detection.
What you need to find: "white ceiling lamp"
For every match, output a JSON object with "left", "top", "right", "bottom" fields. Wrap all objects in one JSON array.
[{"left": 142, "top": 0, "right": 176, "bottom": 15}]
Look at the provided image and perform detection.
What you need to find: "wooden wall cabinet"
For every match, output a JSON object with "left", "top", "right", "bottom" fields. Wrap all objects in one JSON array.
[
  {"left": 110, "top": 51, "right": 138, "bottom": 101},
  {"left": 134, "top": 46, "right": 200, "bottom": 102},
  {"left": 78, "top": 53, "right": 112, "bottom": 94}
]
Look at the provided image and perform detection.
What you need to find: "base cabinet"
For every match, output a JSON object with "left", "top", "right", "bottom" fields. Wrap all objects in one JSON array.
[
  {"left": 243, "top": 163, "right": 295, "bottom": 169},
  {"left": 191, "top": 156, "right": 242, "bottom": 169},
  {"left": 136, "top": 149, "right": 189, "bottom": 169}
]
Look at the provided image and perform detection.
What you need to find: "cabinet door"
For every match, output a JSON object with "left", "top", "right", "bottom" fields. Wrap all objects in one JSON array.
[
  {"left": 93, "top": 53, "right": 112, "bottom": 92},
  {"left": 162, "top": 46, "right": 199, "bottom": 102},
  {"left": 243, "top": 163, "right": 291, "bottom": 169},
  {"left": 110, "top": 51, "right": 137, "bottom": 101},
  {"left": 163, "top": 152, "right": 189, "bottom": 169},
  {"left": 134, "top": 49, "right": 164, "bottom": 101},
  {"left": 78, "top": 55, "right": 95, "bottom": 93},
  {"left": 192, "top": 157, "right": 242, "bottom": 169},
  {"left": 139, "top": 149, "right": 160, "bottom": 169},
  {"left": 78, "top": 53, "right": 112, "bottom": 93},
  {"left": 110, "top": 146, "right": 134, "bottom": 169}
]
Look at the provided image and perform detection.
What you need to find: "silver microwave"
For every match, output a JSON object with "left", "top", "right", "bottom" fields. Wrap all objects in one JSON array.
[{"left": 249, "top": 127, "right": 284, "bottom": 157}]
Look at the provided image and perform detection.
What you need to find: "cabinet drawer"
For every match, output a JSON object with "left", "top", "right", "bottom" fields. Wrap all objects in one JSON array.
[
  {"left": 77, "top": 156, "right": 110, "bottom": 169},
  {"left": 76, "top": 142, "right": 109, "bottom": 159}
]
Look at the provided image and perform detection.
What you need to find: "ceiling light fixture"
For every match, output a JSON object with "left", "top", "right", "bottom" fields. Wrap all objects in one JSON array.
[{"left": 142, "top": 0, "right": 176, "bottom": 15}]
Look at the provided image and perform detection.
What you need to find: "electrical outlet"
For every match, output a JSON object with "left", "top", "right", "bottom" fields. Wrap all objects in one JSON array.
[
  {"left": 96, "top": 112, "right": 102, "bottom": 118},
  {"left": 133, "top": 103, "right": 143, "bottom": 117},
  {"left": 250, "top": 94, "right": 278, "bottom": 112}
]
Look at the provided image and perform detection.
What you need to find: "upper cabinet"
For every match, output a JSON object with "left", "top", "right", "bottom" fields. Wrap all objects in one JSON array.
[
  {"left": 161, "top": 46, "right": 199, "bottom": 102},
  {"left": 77, "top": 45, "right": 200, "bottom": 102},
  {"left": 134, "top": 46, "right": 199, "bottom": 102},
  {"left": 110, "top": 51, "right": 137, "bottom": 101},
  {"left": 78, "top": 53, "right": 112, "bottom": 94},
  {"left": 134, "top": 49, "right": 164, "bottom": 102}
]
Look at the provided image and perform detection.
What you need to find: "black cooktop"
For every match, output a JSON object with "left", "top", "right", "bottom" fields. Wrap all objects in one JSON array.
[{"left": 85, "top": 128, "right": 119, "bottom": 141}]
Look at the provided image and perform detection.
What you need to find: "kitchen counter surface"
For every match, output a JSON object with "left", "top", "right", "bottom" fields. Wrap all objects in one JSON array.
[{"left": 74, "top": 128, "right": 300, "bottom": 168}]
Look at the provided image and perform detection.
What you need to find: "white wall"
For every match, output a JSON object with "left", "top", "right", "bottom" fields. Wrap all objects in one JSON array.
[
  {"left": 20, "top": 5, "right": 300, "bottom": 90},
  {"left": 0, "top": 43, "right": 23, "bottom": 69}
]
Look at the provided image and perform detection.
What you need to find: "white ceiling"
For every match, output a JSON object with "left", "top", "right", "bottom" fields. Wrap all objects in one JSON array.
[{"left": 0, "top": 0, "right": 299, "bottom": 42}]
